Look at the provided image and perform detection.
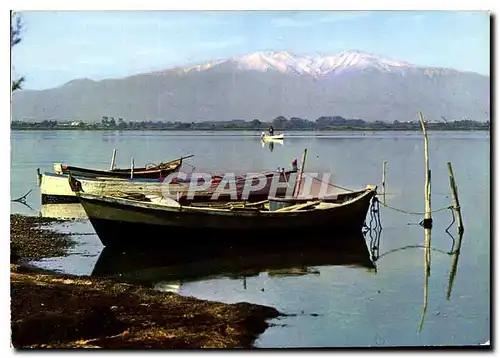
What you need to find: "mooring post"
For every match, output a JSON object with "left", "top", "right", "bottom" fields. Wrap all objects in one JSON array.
[
  {"left": 382, "top": 160, "right": 387, "bottom": 204},
  {"left": 293, "top": 148, "right": 308, "bottom": 198},
  {"left": 418, "top": 111, "right": 432, "bottom": 282},
  {"left": 446, "top": 162, "right": 464, "bottom": 234},
  {"left": 418, "top": 111, "right": 432, "bottom": 230},
  {"left": 36, "top": 168, "right": 41, "bottom": 187},
  {"left": 109, "top": 149, "right": 117, "bottom": 170},
  {"left": 130, "top": 158, "right": 134, "bottom": 179}
]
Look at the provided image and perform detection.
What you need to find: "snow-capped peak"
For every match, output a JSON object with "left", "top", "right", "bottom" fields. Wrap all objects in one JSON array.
[
  {"left": 164, "top": 50, "right": 420, "bottom": 77},
  {"left": 325, "top": 50, "right": 415, "bottom": 72},
  {"left": 230, "top": 50, "right": 416, "bottom": 76}
]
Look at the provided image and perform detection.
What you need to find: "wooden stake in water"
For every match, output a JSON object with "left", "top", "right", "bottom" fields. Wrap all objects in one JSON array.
[
  {"left": 418, "top": 111, "right": 432, "bottom": 228},
  {"left": 446, "top": 162, "right": 464, "bottom": 234},
  {"left": 382, "top": 160, "right": 387, "bottom": 204},
  {"left": 109, "top": 149, "right": 117, "bottom": 170},
  {"left": 293, "top": 148, "right": 308, "bottom": 198},
  {"left": 36, "top": 168, "right": 41, "bottom": 187},
  {"left": 130, "top": 158, "right": 134, "bottom": 179},
  {"left": 418, "top": 111, "right": 432, "bottom": 274}
]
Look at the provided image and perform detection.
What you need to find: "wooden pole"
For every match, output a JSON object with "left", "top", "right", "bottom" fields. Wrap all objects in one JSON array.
[
  {"left": 36, "top": 168, "right": 41, "bottom": 187},
  {"left": 446, "top": 162, "right": 464, "bottom": 234},
  {"left": 109, "top": 149, "right": 117, "bottom": 170},
  {"left": 418, "top": 111, "right": 432, "bottom": 229},
  {"left": 382, "top": 160, "right": 387, "bottom": 204},
  {"left": 418, "top": 111, "right": 432, "bottom": 281},
  {"left": 130, "top": 158, "right": 134, "bottom": 179},
  {"left": 293, "top": 148, "right": 308, "bottom": 198}
]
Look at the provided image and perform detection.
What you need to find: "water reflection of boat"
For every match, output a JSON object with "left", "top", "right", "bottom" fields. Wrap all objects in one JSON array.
[
  {"left": 261, "top": 139, "right": 283, "bottom": 151},
  {"left": 39, "top": 203, "right": 88, "bottom": 219},
  {"left": 153, "top": 281, "right": 181, "bottom": 293},
  {"left": 267, "top": 267, "right": 320, "bottom": 277},
  {"left": 91, "top": 231, "right": 376, "bottom": 287}
]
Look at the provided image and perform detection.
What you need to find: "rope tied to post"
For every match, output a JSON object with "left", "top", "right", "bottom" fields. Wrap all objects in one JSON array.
[
  {"left": 303, "top": 172, "right": 355, "bottom": 193},
  {"left": 378, "top": 201, "right": 453, "bottom": 216}
]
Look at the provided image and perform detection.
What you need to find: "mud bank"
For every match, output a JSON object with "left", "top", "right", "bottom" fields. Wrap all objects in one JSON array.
[
  {"left": 10, "top": 214, "right": 76, "bottom": 263},
  {"left": 10, "top": 214, "right": 280, "bottom": 349}
]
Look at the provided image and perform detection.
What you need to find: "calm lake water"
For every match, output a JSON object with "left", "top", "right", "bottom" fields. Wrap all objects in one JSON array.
[{"left": 10, "top": 130, "right": 490, "bottom": 347}]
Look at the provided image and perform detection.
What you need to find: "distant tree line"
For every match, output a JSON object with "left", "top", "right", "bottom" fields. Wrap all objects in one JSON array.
[{"left": 11, "top": 115, "right": 490, "bottom": 131}]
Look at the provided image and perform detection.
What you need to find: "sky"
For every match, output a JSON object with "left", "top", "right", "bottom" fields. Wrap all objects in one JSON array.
[{"left": 11, "top": 10, "right": 491, "bottom": 90}]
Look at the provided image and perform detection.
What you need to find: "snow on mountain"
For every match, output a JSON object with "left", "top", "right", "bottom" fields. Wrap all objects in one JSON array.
[
  {"left": 233, "top": 50, "right": 417, "bottom": 76},
  {"left": 161, "top": 50, "right": 467, "bottom": 78},
  {"left": 169, "top": 50, "right": 422, "bottom": 77}
]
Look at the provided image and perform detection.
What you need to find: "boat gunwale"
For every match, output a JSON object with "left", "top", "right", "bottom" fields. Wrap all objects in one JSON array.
[
  {"left": 44, "top": 168, "right": 297, "bottom": 183},
  {"left": 62, "top": 160, "right": 182, "bottom": 175},
  {"left": 42, "top": 171, "right": 164, "bottom": 183},
  {"left": 76, "top": 185, "right": 377, "bottom": 217}
]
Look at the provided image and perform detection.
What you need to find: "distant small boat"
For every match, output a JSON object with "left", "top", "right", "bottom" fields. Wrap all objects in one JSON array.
[{"left": 261, "top": 132, "right": 284, "bottom": 141}]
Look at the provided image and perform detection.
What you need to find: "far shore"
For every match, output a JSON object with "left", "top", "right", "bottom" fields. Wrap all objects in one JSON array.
[{"left": 10, "top": 127, "right": 490, "bottom": 132}]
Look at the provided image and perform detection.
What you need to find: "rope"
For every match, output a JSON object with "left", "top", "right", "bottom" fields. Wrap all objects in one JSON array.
[
  {"left": 363, "top": 197, "right": 383, "bottom": 262},
  {"left": 303, "top": 173, "right": 355, "bottom": 192},
  {"left": 376, "top": 245, "right": 452, "bottom": 260},
  {"left": 445, "top": 208, "right": 457, "bottom": 252},
  {"left": 11, "top": 188, "right": 36, "bottom": 211},
  {"left": 12, "top": 188, "right": 33, "bottom": 203},
  {"left": 378, "top": 200, "right": 453, "bottom": 216}
]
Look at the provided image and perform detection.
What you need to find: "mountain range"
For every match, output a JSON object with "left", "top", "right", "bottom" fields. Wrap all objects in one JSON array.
[{"left": 11, "top": 50, "right": 490, "bottom": 123}]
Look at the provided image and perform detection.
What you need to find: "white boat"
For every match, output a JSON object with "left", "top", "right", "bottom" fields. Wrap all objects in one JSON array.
[
  {"left": 260, "top": 132, "right": 284, "bottom": 141},
  {"left": 39, "top": 172, "right": 166, "bottom": 204}
]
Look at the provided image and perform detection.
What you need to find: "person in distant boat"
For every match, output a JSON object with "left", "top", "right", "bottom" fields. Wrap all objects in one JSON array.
[{"left": 269, "top": 126, "right": 274, "bottom": 136}]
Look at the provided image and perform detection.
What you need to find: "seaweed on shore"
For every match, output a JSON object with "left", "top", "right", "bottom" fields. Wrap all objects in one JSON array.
[
  {"left": 10, "top": 214, "right": 76, "bottom": 263},
  {"left": 10, "top": 214, "right": 281, "bottom": 349}
]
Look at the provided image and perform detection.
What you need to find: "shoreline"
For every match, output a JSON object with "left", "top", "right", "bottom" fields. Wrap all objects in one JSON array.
[
  {"left": 10, "top": 214, "right": 281, "bottom": 349},
  {"left": 11, "top": 127, "right": 490, "bottom": 132}
]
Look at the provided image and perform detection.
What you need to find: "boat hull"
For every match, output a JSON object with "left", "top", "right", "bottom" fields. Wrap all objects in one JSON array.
[
  {"left": 262, "top": 134, "right": 284, "bottom": 141},
  {"left": 40, "top": 172, "right": 165, "bottom": 204},
  {"left": 78, "top": 186, "right": 376, "bottom": 248}
]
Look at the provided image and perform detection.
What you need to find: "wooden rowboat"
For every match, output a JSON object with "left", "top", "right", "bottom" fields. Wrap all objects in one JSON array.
[
  {"left": 53, "top": 155, "right": 191, "bottom": 179},
  {"left": 74, "top": 183, "right": 377, "bottom": 247}
]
